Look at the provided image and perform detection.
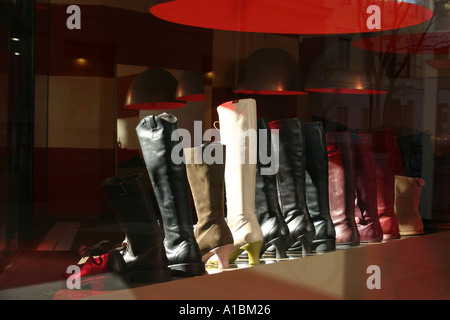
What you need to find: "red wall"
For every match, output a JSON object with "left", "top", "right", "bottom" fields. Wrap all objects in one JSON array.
[{"left": 34, "top": 147, "right": 115, "bottom": 220}]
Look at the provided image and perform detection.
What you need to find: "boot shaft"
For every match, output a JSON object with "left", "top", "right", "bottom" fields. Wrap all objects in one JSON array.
[
  {"left": 185, "top": 143, "right": 234, "bottom": 255},
  {"left": 304, "top": 122, "right": 329, "bottom": 185},
  {"left": 304, "top": 122, "right": 335, "bottom": 242},
  {"left": 102, "top": 174, "right": 158, "bottom": 223},
  {"left": 394, "top": 175, "right": 425, "bottom": 235},
  {"left": 101, "top": 173, "right": 163, "bottom": 255},
  {"left": 217, "top": 99, "right": 258, "bottom": 219},
  {"left": 370, "top": 128, "right": 404, "bottom": 176},
  {"left": 255, "top": 118, "right": 290, "bottom": 247},
  {"left": 256, "top": 118, "right": 282, "bottom": 218},
  {"left": 217, "top": 98, "right": 257, "bottom": 167},
  {"left": 136, "top": 113, "right": 194, "bottom": 240},
  {"left": 366, "top": 129, "right": 401, "bottom": 238},
  {"left": 185, "top": 142, "right": 226, "bottom": 222},
  {"left": 326, "top": 132, "right": 359, "bottom": 245},
  {"left": 136, "top": 113, "right": 204, "bottom": 274},
  {"left": 326, "top": 131, "right": 356, "bottom": 219},
  {"left": 216, "top": 98, "right": 263, "bottom": 257},
  {"left": 268, "top": 118, "right": 307, "bottom": 215},
  {"left": 352, "top": 133, "right": 383, "bottom": 242},
  {"left": 268, "top": 118, "right": 315, "bottom": 250},
  {"left": 396, "top": 130, "right": 433, "bottom": 178}
]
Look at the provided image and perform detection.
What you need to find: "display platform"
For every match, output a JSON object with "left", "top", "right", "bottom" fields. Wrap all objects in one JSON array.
[{"left": 66, "top": 230, "right": 450, "bottom": 300}]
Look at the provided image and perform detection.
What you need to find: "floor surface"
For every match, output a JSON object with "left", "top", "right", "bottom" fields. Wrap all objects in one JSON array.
[{"left": 0, "top": 219, "right": 449, "bottom": 300}]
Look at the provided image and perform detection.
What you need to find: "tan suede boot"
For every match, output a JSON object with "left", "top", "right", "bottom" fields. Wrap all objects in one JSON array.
[
  {"left": 394, "top": 175, "right": 425, "bottom": 236},
  {"left": 185, "top": 143, "right": 234, "bottom": 269}
]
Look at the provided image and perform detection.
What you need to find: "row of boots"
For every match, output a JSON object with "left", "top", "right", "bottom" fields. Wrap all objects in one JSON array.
[{"left": 66, "top": 98, "right": 426, "bottom": 290}]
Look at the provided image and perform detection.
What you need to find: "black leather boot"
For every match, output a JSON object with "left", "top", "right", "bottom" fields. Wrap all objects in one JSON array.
[
  {"left": 396, "top": 130, "right": 433, "bottom": 178},
  {"left": 304, "top": 122, "right": 336, "bottom": 252},
  {"left": 102, "top": 173, "right": 172, "bottom": 283},
  {"left": 268, "top": 118, "right": 315, "bottom": 255},
  {"left": 136, "top": 113, "right": 205, "bottom": 277},
  {"left": 255, "top": 118, "right": 291, "bottom": 259}
]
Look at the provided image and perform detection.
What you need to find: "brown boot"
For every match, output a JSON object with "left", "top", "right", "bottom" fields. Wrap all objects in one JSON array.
[{"left": 185, "top": 142, "right": 234, "bottom": 269}]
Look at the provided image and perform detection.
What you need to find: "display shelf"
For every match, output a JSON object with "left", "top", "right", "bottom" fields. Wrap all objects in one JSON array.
[{"left": 73, "top": 230, "right": 450, "bottom": 300}]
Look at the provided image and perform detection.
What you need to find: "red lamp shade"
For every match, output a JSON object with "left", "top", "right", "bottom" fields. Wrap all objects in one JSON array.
[
  {"left": 306, "top": 87, "right": 388, "bottom": 94},
  {"left": 306, "top": 69, "right": 389, "bottom": 94},
  {"left": 427, "top": 59, "right": 450, "bottom": 69},
  {"left": 233, "top": 48, "right": 307, "bottom": 95},
  {"left": 352, "top": 32, "right": 450, "bottom": 55},
  {"left": 149, "top": 0, "right": 433, "bottom": 34},
  {"left": 305, "top": 42, "right": 388, "bottom": 95},
  {"left": 176, "top": 70, "right": 205, "bottom": 102},
  {"left": 352, "top": 0, "right": 450, "bottom": 55},
  {"left": 125, "top": 69, "right": 186, "bottom": 110}
]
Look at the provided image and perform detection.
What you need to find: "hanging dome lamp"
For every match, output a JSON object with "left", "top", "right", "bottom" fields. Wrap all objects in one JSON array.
[
  {"left": 175, "top": 70, "right": 205, "bottom": 102},
  {"left": 125, "top": 68, "right": 186, "bottom": 110},
  {"left": 233, "top": 48, "right": 307, "bottom": 95}
]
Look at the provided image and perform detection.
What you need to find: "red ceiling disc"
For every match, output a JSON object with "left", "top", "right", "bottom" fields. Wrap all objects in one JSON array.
[
  {"left": 125, "top": 102, "right": 186, "bottom": 109},
  {"left": 427, "top": 59, "right": 450, "bottom": 69},
  {"left": 233, "top": 89, "right": 308, "bottom": 95},
  {"left": 149, "top": 0, "right": 433, "bottom": 34},
  {"left": 175, "top": 93, "right": 205, "bottom": 101},
  {"left": 306, "top": 88, "right": 388, "bottom": 94},
  {"left": 352, "top": 32, "right": 450, "bottom": 54}
]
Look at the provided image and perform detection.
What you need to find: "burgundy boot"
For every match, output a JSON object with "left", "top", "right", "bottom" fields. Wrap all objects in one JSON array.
[
  {"left": 369, "top": 129, "right": 402, "bottom": 240},
  {"left": 352, "top": 132, "right": 383, "bottom": 242},
  {"left": 326, "top": 132, "right": 360, "bottom": 247}
]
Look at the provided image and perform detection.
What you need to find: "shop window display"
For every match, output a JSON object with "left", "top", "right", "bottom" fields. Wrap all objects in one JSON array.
[{"left": 0, "top": 0, "right": 449, "bottom": 302}]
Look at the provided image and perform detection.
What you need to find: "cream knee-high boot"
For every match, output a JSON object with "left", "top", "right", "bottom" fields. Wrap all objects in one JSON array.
[{"left": 217, "top": 98, "right": 264, "bottom": 265}]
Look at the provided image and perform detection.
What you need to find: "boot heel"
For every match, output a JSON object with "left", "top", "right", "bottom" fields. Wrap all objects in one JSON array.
[
  {"left": 208, "top": 244, "right": 234, "bottom": 269},
  {"left": 228, "top": 247, "right": 244, "bottom": 265},
  {"left": 267, "top": 236, "right": 290, "bottom": 259},
  {"left": 242, "top": 240, "right": 263, "bottom": 266},
  {"left": 169, "top": 261, "right": 206, "bottom": 277},
  {"left": 229, "top": 240, "right": 263, "bottom": 266},
  {"left": 299, "top": 232, "right": 314, "bottom": 257},
  {"left": 313, "top": 238, "right": 336, "bottom": 253}
]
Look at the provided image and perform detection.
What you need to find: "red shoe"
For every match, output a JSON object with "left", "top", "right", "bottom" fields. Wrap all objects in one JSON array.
[{"left": 63, "top": 241, "right": 129, "bottom": 290}]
